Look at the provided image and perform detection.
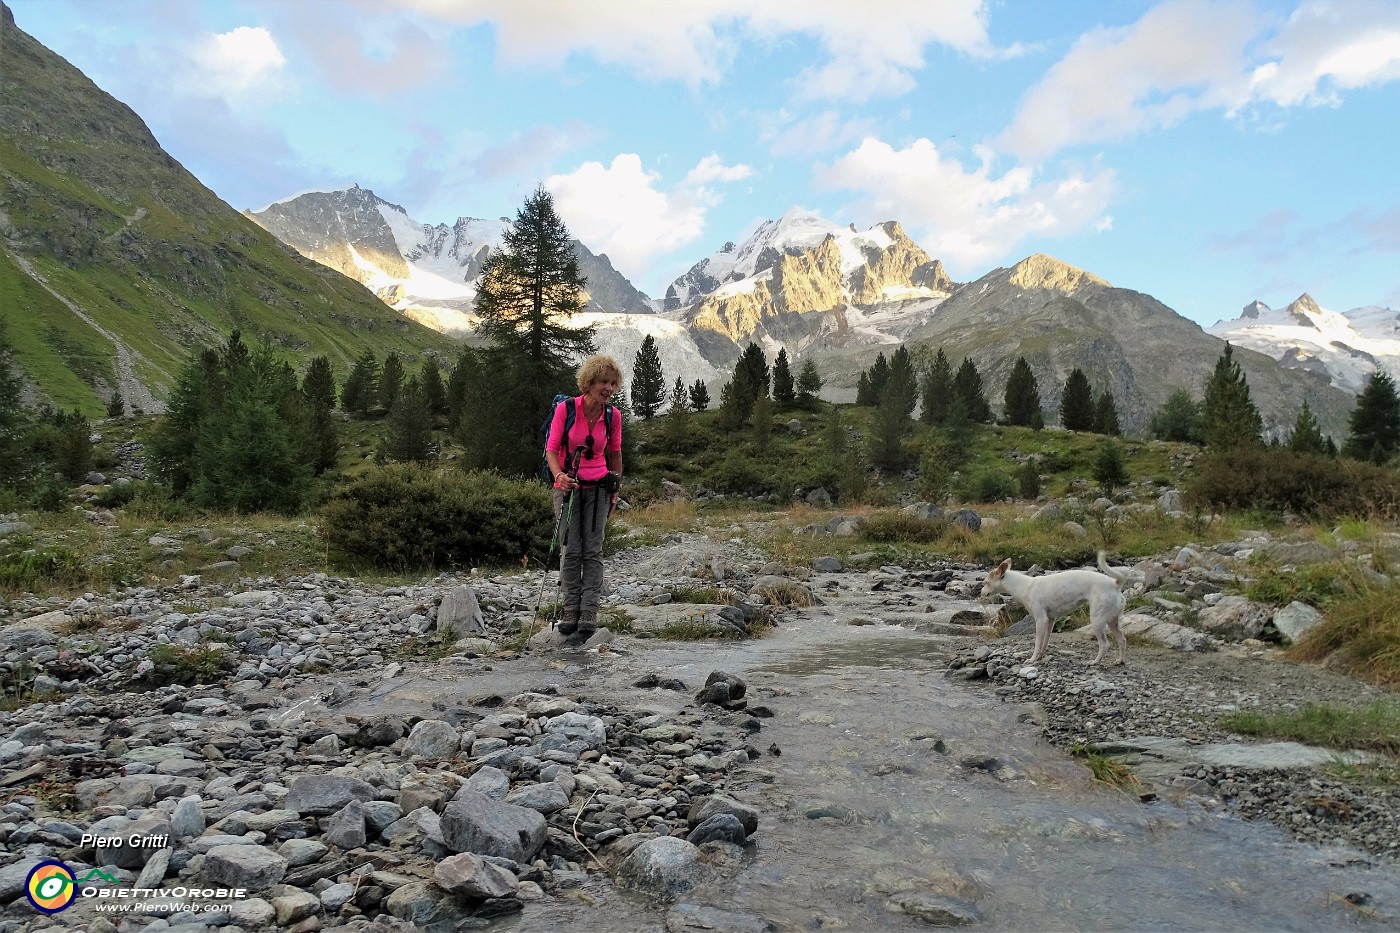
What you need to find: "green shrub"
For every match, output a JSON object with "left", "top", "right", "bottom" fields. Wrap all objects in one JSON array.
[
  {"left": 702, "top": 449, "right": 779, "bottom": 497},
  {"left": 322, "top": 464, "right": 553, "bottom": 570},
  {"left": 0, "top": 546, "right": 85, "bottom": 593},
  {"left": 1017, "top": 460, "right": 1041, "bottom": 499},
  {"left": 959, "top": 468, "right": 1015, "bottom": 503},
  {"left": 1187, "top": 448, "right": 1400, "bottom": 517},
  {"left": 861, "top": 510, "right": 949, "bottom": 543},
  {"left": 93, "top": 481, "right": 140, "bottom": 508},
  {"left": 1242, "top": 561, "right": 1346, "bottom": 608}
]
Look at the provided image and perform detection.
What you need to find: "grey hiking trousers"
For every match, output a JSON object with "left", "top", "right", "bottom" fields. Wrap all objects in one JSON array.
[{"left": 554, "top": 485, "right": 610, "bottom": 616}]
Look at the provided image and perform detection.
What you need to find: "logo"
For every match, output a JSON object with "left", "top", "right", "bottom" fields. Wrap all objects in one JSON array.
[
  {"left": 26, "top": 860, "right": 76, "bottom": 914},
  {"left": 78, "top": 868, "right": 121, "bottom": 886}
]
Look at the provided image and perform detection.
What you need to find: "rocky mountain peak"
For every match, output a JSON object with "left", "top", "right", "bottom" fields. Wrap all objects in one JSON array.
[
  {"left": 1286, "top": 293, "right": 1323, "bottom": 317},
  {"left": 1241, "top": 299, "right": 1271, "bottom": 320},
  {"left": 1006, "top": 254, "right": 1109, "bottom": 293}
]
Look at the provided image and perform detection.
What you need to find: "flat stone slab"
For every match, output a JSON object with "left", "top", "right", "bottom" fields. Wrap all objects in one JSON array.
[{"left": 1101, "top": 735, "right": 1380, "bottom": 787}]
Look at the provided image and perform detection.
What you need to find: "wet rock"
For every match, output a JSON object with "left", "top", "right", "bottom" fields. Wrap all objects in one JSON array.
[
  {"left": 617, "top": 835, "right": 705, "bottom": 899},
  {"left": 688, "top": 795, "right": 759, "bottom": 836},
  {"left": 686, "top": 813, "right": 747, "bottom": 846},
  {"left": 434, "top": 852, "right": 518, "bottom": 900},
  {"left": 886, "top": 892, "right": 981, "bottom": 926}
]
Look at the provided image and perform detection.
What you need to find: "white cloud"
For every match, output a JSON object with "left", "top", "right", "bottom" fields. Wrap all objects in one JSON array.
[
  {"left": 546, "top": 153, "right": 754, "bottom": 275},
  {"left": 1247, "top": 1, "right": 1400, "bottom": 108},
  {"left": 393, "top": 0, "right": 997, "bottom": 99},
  {"left": 760, "top": 109, "right": 880, "bottom": 157},
  {"left": 195, "top": 26, "right": 287, "bottom": 97},
  {"left": 998, "top": 0, "right": 1400, "bottom": 161},
  {"left": 815, "top": 137, "right": 1116, "bottom": 271}
]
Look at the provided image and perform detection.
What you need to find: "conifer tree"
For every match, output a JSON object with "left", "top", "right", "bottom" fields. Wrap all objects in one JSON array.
[
  {"left": 300, "top": 355, "right": 339, "bottom": 475},
  {"left": 737, "top": 342, "right": 771, "bottom": 404},
  {"left": 421, "top": 358, "right": 446, "bottom": 417},
  {"left": 730, "top": 360, "right": 758, "bottom": 424},
  {"left": 1343, "top": 371, "right": 1400, "bottom": 464},
  {"left": 752, "top": 394, "right": 773, "bottom": 454},
  {"left": 887, "top": 346, "right": 918, "bottom": 418},
  {"left": 920, "top": 348, "right": 952, "bottom": 425},
  {"left": 797, "top": 359, "right": 822, "bottom": 405},
  {"left": 953, "top": 357, "right": 993, "bottom": 423},
  {"left": 772, "top": 348, "right": 796, "bottom": 406},
  {"left": 1059, "top": 368, "right": 1096, "bottom": 431},
  {"left": 662, "top": 378, "right": 691, "bottom": 448},
  {"left": 824, "top": 404, "right": 846, "bottom": 457},
  {"left": 302, "top": 356, "right": 337, "bottom": 409},
  {"left": 630, "top": 335, "right": 666, "bottom": 419},
  {"left": 445, "top": 349, "right": 472, "bottom": 424},
  {"left": 53, "top": 409, "right": 93, "bottom": 482},
  {"left": 1150, "top": 389, "right": 1203, "bottom": 443},
  {"left": 467, "top": 186, "right": 595, "bottom": 475},
  {"left": 0, "top": 318, "right": 31, "bottom": 489},
  {"left": 341, "top": 351, "right": 379, "bottom": 419},
  {"left": 106, "top": 389, "right": 125, "bottom": 419},
  {"left": 1093, "top": 439, "right": 1129, "bottom": 494},
  {"left": 689, "top": 379, "right": 710, "bottom": 412},
  {"left": 382, "top": 376, "right": 435, "bottom": 464},
  {"left": 856, "top": 372, "right": 874, "bottom": 407},
  {"left": 1202, "top": 343, "right": 1263, "bottom": 449},
  {"left": 717, "top": 379, "right": 744, "bottom": 431},
  {"left": 1002, "top": 356, "right": 1042, "bottom": 428},
  {"left": 1095, "top": 390, "right": 1122, "bottom": 436},
  {"left": 1286, "top": 401, "right": 1329, "bottom": 455},
  {"left": 379, "top": 352, "right": 405, "bottom": 413}
]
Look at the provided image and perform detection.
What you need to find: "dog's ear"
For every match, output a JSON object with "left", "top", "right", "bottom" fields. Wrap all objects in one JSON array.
[{"left": 991, "top": 559, "right": 1011, "bottom": 578}]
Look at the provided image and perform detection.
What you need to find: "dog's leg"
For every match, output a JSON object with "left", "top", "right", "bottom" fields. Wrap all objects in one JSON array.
[
  {"left": 1027, "top": 613, "right": 1051, "bottom": 663},
  {"left": 1088, "top": 612, "right": 1109, "bottom": 665},
  {"left": 1109, "top": 614, "right": 1127, "bottom": 666}
]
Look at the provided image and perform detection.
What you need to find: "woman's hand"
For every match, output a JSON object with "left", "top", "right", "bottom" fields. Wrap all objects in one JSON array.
[{"left": 555, "top": 471, "right": 576, "bottom": 492}]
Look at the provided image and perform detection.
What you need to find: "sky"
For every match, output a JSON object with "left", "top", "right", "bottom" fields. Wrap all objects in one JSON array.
[{"left": 9, "top": 0, "right": 1400, "bottom": 326}]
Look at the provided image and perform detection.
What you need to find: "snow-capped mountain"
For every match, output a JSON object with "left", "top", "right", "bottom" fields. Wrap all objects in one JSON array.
[
  {"left": 1209, "top": 294, "right": 1400, "bottom": 393},
  {"left": 664, "top": 207, "right": 950, "bottom": 311},
  {"left": 245, "top": 186, "right": 653, "bottom": 334}
]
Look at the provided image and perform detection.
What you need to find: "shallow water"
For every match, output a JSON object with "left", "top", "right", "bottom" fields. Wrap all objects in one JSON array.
[{"left": 345, "top": 618, "right": 1400, "bottom": 932}]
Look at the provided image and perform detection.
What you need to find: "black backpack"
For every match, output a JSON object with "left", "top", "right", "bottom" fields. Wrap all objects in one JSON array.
[{"left": 539, "top": 394, "right": 614, "bottom": 483}]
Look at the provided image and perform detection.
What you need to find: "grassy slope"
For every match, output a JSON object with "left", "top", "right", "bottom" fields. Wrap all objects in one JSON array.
[{"left": 0, "top": 8, "right": 461, "bottom": 413}]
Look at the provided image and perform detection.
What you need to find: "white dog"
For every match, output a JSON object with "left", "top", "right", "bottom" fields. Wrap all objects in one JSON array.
[{"left": 980, "top": 551, "right": 1129, "bottom": 665}]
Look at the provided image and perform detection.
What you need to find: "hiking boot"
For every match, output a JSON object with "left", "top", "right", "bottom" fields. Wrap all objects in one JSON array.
[
  {"left": 577, "top": 611, "right": 598, "bottom": 636},
  {"left": 558, "top": 609, "right": 580, "bottom": 635}
]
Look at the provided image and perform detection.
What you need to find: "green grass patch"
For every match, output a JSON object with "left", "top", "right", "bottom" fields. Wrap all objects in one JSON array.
[
  {"left": 1219, "top": 702, "right": 1400, "bottom": 757},
  {"left": 1240, "top": 560, "right": 1347, "bottom": 608},
  {"left": 1070, "top": 742, "right": 1142, "bottom": 790},
  {"left": 144, "top": 643, "right": 233, "bottom": 686},
  {"left": 1285, "top": 574, "right": 1400, "bottom": 687}
]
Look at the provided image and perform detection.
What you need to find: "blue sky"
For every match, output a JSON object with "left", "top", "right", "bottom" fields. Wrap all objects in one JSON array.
[{"left": 10, "top": 0, "right": 1400, "bottom": 325}]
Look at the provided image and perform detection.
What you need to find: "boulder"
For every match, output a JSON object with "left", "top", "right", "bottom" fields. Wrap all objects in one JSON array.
[
  {"left": 616, "top": 835, "right": 704, "bottom": 899},
  {"left": 437, "top": 585, "right": 486, "bottom": 637},
  {"left": 439, "top": 791, "right": 548, "bottom": 863},
  {"left": 1273, "top": 601, "right": 1324, "bottom": 645},
  {"left": 1197, "top": 596, "right": 1271, "bottom": 640}
]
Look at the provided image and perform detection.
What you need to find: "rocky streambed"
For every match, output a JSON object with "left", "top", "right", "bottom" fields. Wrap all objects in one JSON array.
[{"left": 2, "top": 527, "right": 1400, "bottom": 932}]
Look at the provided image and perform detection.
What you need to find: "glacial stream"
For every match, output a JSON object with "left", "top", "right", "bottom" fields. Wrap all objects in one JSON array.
[{"left": 343, "top": 616, "right": 1400, "bottom": 933}]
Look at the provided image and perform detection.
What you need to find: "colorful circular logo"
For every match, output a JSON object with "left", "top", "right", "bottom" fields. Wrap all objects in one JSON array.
[{"left": 26, "top": 860, "right": 76, "bottom": 914}]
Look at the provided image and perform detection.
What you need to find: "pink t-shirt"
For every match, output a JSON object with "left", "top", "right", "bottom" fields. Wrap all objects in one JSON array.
[{"left": 546, "top": 397, "right": 622, "bottom": 485}]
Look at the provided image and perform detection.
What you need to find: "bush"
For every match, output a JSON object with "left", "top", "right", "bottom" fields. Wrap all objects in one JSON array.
[
  {"left": 959, "top": 468, "right": 1015, "bottom": 503},
  {"left": 861, "top": 510, "right": 949, "bottom": 543},
  {"left": 92, "top": 481, "right": 140, "bottom": 508},
  {"left": 1187, "top": 448, "right": 1400, "bottom": 517},
  {"left": 1017, "top": 460, "right": 1041, "bottom": 499},
  {"left": 702, "top": 449, "right": 780, "bottom": 497},
  {"left": 322, "top": 464, "right": 553, "bottom": 570}
]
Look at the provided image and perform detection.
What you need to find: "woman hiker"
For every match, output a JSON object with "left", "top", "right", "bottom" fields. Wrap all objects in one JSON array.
[{"left": 545, "top": 355, "right": 624, "bottom": 636}]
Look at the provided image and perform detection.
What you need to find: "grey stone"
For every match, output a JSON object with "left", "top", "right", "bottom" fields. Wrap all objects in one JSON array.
[
  {"left": 503, "top": 781, "right": 569, "bottom": 815},
  {"left": 617, "top": 835, "right": 704, "bottom": 898},
  {"left": 201, "top": 844, "right": 287, "bottom": 891},
  {"left": 170, "top": 795, "right": 205, "bottom": 839},
  {"left": 323, "top": 799, "right": 367, "bottom": 849},
  {"left": 812, "top": 556, "right": 843, "bottom": 573},
  {"left": 437, "top": 585, "right": 486, "bottom": 637},
  {"left": 272, "top": 888, "right": 322, "bottom": 925},
  {"left": 887, "top": 892, "right": 981, "bottom": 926},
  {"left": 666, "top": 904, "right": 778, "bottom": 933},
  {"left": 284, "top": 773, "right": 378, "bottom": 816},
  {"left": 440, "top": 791, "right": 548, "bottom": 863},
  {"left": 686, "top": 813, "right": 747, "bottom": 846},
  {"left": 434, "top": 852, "right": 518, "bottom": 900},
  {"left": 1273, "top": 601, "right": 1324, "bottom": 644},
  {"left": 403, "top": 719, "right": 462, "bottom": 760},
  {"left": 1197, "top": 595, "right": 1272, "bottom": 640}
]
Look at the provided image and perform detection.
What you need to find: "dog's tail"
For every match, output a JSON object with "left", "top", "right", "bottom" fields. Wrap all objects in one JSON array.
[{"left": 1097, "top": 550, "right": 1130, "bottom": 584}]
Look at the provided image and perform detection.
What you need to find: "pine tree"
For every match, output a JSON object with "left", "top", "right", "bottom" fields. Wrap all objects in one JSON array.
[
  {"left": 717, "top": 379, "right": 744, "bottom": 431},
  {"left": 468, "top": 186, "right": 596, "bottom": 476},
  {"left": 953, "top": 358, "right": 992, "bottom": 423},
  {"left": 1002, "top": 356, "right": 1042, "bottom": 427},
  {"left": 752, "top": 394, "right": 773, "bottom": 454},
  {"left": 737, "top": 342, "right": 770, "bottom": 404},
  {"left": 381, "top": 376, "right": 435, "bottom": 464},
  {"left": 301, "top": 355, "right": 339, "bottom": 475},
  {"left": 1150, "top": 389, "right": 1203, "bottom": 443},
  {"left": 920, "top": 348, "right": 952, "bottom": 425},
  {"left": 1094, "top": 390, "right": 1121, "bottom": 436},
  {"left": 1093, "top": 439, "right": 1129, "bottom": 494},
  {"left": 865, "top": 353, "right": 891, "bottom": 406},
  {"left": 630, "top": 335, "right": 666, "bottom": 418},
  {"left": 53, "top": 409, "right": 93, "bottom": 481},
  {"left": 1286, "top": 401, "right": 1330, "bottom": 455},
  {"left": 0, "top": 317, "right": 32, "bottom": 489},
  {"left": 1059, "top": 368, "right": 1096, "bottom": 431},
  {"left": 689, "top": 379, "right": 710, "bottom": 412},
  {"left": 340, "top": 351, "right": 379, "bottom": 419},
  {"left": 730, "top": 361, "right": 757, "bottom": 424},
  {"left": 301, "top": 356, "right": 337, "bottom": 410},
  {"left": 106, "top": 388, "right": 125, "bottom": 419},
  {"left": 887, "top": 346, "right": 918, "bottom": 418},
  {"left": 796, "top": 359, "right": 822, "bottom": 405},
  {"left": 1202, "top": 343, "right": 1263, "bottom": 449},
  {"left": 445, "top": 349, "right": 472, "bottom": 425},
  {"left": 772, "top": 348, "right": 796, "bottom": 406},
  {"left": 1343, "top": 371, "right": 1400, "bottom": 464},
  {"left": 662, "top": 378, "right": 692, "bottom": 448},
  {"left": 856, "top": 372, "right": 874, "bottom": 407},
  {"left": 379, "top": 352, "right": 405, "bottom": 413},
  {"left": 421, "top": 358, "right": 446, "bottom": 417}
]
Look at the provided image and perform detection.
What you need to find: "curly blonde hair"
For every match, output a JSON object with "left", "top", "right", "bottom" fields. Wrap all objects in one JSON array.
[{"left": 576, "top": 355, "right": 624, "bottom": 394}]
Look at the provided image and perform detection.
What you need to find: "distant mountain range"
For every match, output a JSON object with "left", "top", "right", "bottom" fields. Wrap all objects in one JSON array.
[
  {"left": 1209, "top": 294, "right": 1400, "bottom": 394},
  {"left": 0, "top": 1, "right": 1369, "bottom": 441}
]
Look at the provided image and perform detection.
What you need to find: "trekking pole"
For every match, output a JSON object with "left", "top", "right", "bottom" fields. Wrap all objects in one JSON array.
[{"left": 529, "top": 448, "right": 583, "bottom": 640}]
